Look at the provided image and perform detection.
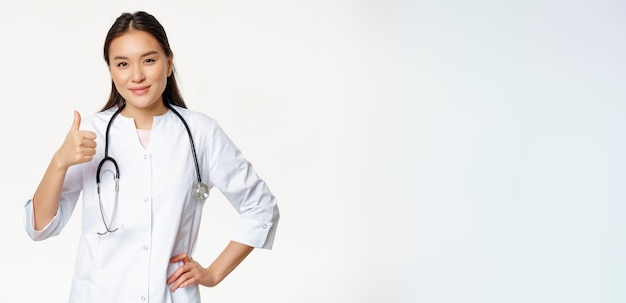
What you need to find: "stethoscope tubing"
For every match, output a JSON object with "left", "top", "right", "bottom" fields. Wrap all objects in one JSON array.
[
  {"left": 94, "top": 102, "right": 205, "bottom": 235},
  {"left": 165, "top": 102, "right": 202, "bottom": 184}
]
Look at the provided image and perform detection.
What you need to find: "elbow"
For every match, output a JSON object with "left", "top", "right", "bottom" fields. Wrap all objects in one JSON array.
[
  {"left": 27, "top": 227, "right": 60, "bottom": 242},
  {"left": 272, "top": 204, "right": 280, "bottom": 225},
  {"left": 29, "top": 233, "right": 47, "bottom": 242},
  {"left": 24, "top": 216, "right": 61, "bottom": 242}
]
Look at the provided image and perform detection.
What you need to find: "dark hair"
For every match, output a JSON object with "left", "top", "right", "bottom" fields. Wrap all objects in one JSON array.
[{"left": 100, "top": 11, "right": 186, "bottom": 111}]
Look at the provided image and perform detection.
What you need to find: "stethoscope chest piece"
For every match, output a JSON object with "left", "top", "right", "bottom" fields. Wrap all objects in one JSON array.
[{"left": 192, "top": 182, "right": 210, "bottom": 201}]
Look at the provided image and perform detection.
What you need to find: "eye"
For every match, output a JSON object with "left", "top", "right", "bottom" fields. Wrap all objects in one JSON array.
[
  {"left": 145, "top": 58, "right": 156, "bottom": 64},
  {"left": 116, "top": 62, "right": 127, "bottom": 68}
]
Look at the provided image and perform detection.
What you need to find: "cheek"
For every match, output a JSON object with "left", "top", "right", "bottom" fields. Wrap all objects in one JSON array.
[
  {"left": 110, "top": 74, "right": 132, "bottom": 97},
  {"left": 149, "top": 68, "right": 169, "bottom": 85},
  {"left": 111, "top": 78, "right": 124, "bottom": 94},
  {"left": 109, "top": 70, "right": 127, "bottom": 86}
]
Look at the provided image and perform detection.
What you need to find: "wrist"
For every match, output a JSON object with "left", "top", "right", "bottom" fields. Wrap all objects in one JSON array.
[
  {"left": 51, "top": 151, "right": 71, "bottom": 171},
  {"left": 204, "top": 266, "right": 221, "bottom": 287}
]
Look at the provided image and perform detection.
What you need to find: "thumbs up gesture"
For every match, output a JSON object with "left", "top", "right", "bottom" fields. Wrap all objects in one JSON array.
[{"left": 55, "top": 111, "right": 97, "bottom": 169}]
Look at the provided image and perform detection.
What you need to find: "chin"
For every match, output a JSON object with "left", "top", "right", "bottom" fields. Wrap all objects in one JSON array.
[{"left": 123, "top": 96, "right": 158, "bottom": 107}]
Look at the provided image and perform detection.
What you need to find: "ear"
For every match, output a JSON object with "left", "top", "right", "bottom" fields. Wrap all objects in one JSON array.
[{"left": 167, "top": 54, "right": 174, "bottom": 77}]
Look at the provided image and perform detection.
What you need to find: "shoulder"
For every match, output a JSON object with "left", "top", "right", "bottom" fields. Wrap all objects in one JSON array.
[
  {"left": 167, "top": 106, "right": 234, "bottom": 148},
  {"left": 169, "top": 105, "right": 219, "bottom": 129}
]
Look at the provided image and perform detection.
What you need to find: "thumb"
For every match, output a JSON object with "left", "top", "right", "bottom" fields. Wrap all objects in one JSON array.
[{"left": 71, "top": 110, "right": 81, "bottom": 131}]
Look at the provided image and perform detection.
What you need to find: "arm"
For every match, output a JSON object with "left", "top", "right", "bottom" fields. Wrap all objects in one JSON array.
[
  {"left": 32, "top": 111, "right": 96, "bottom": 230},
  {"left": 206, "top": 119, "right": 280, "bottom": 249},
  {"left": 206, "top": 241, "right": 254, "bottom": 285},
  {"left": 168, "top": 241, "right": 254, "bottom": 290},
  {"left": 33, "top": 155, "right": 71, "bottom": 230},
  {"left": 167, "top": 117, "right": 279, "bottom": 290}
]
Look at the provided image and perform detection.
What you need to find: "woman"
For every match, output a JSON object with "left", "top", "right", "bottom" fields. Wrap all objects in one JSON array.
[{"left": 24, "top": 11, "right": 279, "bottom": 303}]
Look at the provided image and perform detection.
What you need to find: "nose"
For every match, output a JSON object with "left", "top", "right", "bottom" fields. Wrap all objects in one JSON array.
[{"left": 131, "top": 65, "right": 146, "bottom": 83}]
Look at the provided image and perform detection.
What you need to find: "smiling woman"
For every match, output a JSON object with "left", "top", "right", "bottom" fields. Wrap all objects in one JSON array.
[
  {"left": 23, "top": 11, "right": 280, "bottom": 303},
  {"left": 103, "top": 12, "right": 177, "bottom": 129},
  {"left": 108, "top": 30, "right": 172, "bottom": 129}
]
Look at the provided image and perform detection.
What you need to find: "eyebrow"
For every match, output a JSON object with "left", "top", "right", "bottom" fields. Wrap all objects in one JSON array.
[{"left": 112, "top": 50, "right": 159, "bottom": 60}]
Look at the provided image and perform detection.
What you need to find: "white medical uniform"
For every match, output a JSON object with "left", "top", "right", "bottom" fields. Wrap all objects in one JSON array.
[{"left": 24, "top": 105, "right": 280, "bottom": 303}]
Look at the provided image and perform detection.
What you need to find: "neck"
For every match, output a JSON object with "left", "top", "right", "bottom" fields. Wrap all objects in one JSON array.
[{"left": 120, "top": 100, "right": 168, "bottom": 130}]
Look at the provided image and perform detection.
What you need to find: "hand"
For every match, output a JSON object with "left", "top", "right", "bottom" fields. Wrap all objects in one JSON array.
[
  {"left": 167, "top": 253, "right": 218, "bottom": 291},
  {"left": 54, "top": 111, "right": 97, "bottom": 168}
]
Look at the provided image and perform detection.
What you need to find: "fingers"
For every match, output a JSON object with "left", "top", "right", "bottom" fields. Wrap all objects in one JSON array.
[
  {"left": 71, "top": 110, "right": 81, "bottom": 131},
  {"left": 170, "top": 253, "right": 191, "bottom": 264},
  {"left": 80, "top": 137, "right": 97, "bottom": 149},
  {"left": 170, "top": 254, "right": 186, "bottom": 263},
  {"left": 167, "top": 255, "right": 206, "bottom": 292},
  {"left": 167, "top": 254, "right": 191, "bottom": 285},
  {"left": 70, "top": 111, "right": 97, "bottom": 140},
  {"left": 167, "top": 265, "right": 192, "bottom": 290},
  {"left": 57, "top": 111, "right": 98, "bottom": 167},
  {"left": 72, "top": 132, "right": 97, "bottom": 162},
  {"left": 82, "top": 130, "right": 97, "bottom": 141}
]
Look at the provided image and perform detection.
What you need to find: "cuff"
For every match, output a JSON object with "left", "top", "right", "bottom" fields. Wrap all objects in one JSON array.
[
  {"left": 23, "top": 199, "right": 60, "bottom": 241},
  {"left": 232, "top": 217, "right": 277, "bottom": 249}
]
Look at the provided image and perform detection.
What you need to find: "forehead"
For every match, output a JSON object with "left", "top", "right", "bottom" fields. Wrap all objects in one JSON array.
[{"left": 108, "top": 30, "right": 164, "bottom": 58}]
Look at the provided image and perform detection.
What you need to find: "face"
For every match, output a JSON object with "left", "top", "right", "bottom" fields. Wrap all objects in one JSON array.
[{"left": 108, "top": 30, "right": 172, "bottom": 116}]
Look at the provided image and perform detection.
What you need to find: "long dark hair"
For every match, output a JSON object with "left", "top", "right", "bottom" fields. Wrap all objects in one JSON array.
[{"left": 100, "top": 11, "right": 186, "bottom": 111}]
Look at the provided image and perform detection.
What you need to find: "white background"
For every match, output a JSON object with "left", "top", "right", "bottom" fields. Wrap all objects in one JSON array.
[{"left": 1, "top": 1, "right": 624, "bottom": 302}]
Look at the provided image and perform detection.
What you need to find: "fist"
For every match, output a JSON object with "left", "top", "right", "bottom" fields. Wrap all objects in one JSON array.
[{"left": 56, "top": 111, "right": 97, "bottom": 168}]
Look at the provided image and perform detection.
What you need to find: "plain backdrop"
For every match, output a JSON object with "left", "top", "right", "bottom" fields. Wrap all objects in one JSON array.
[{"left": 1, "top": 1, "right": 625, "bottom": 302}]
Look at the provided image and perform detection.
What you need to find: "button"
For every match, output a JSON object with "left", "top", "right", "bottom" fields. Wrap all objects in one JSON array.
[
  {"left": 143, "top": 155, "right": 148, "bottom": 159},
  {"left": 143, "top": 245, "right": 149, "bottom": 250},
  {"left": 263, "top": 224, "right": 267, "bottom": 229},
  {"left": 144, "top": 197, "right": 149, "bottom": 202},
  {"left": 141, "top": 296, "right": 146, "bottom": 301}
]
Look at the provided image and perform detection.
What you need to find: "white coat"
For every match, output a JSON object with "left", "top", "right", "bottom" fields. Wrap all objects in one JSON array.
[{"left": 24, "top": 105, "right": 280, "bottom": 303}]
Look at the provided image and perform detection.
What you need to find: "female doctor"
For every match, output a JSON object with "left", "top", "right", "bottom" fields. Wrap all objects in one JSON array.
[{"left": 24, "top": 11, "right": 279, "bottom": 303}]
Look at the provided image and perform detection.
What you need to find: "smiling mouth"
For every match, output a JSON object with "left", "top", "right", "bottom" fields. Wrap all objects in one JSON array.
[{"left": 130, "top": 86, "right": 150, "bottom": 94}]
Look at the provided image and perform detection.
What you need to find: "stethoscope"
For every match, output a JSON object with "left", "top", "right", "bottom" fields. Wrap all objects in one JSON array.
[{"left": 95, "top": 102, "right": 210, "bottom": 235}]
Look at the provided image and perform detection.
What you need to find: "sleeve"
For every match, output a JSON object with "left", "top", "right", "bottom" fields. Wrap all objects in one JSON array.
[
  {"left": 23, "top": 163, "right": 83, "bottom": 241},
  {"left": 206, "top": 119, "right": 280, "bottom": 249}
]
